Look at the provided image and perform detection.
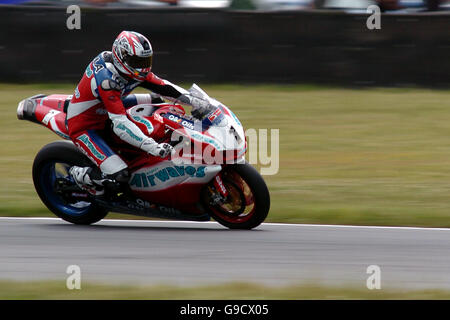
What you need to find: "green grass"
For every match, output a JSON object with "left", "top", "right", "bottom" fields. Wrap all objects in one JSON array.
[
  {"left": 2, "top": 83, "right": 450, "bottom": 227},
  {"left": 1, "top": 280, "right": 450, "bottom": 299}
]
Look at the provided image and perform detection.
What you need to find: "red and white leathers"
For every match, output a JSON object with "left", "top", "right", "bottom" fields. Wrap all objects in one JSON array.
[{"left": 67, "top": 51, "right": 195, "bottom": 177}]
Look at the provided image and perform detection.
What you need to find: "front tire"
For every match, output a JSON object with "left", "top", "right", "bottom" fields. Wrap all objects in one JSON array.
[
  {"left": 32, "top": 141, "right": 108, "bottom": 225},
  {"left": 203, "top": 163, "right": 270, "bottom": 229}
]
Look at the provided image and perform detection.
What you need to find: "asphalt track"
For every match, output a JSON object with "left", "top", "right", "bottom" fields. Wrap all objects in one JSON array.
[{"left": 1, "top": 217, "right": 450, "bottom": 290}]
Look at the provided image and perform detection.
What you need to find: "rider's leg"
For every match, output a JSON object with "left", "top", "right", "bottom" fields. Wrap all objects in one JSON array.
[{"left": 70, "top": 129, "right": 129, "bottom": 194}]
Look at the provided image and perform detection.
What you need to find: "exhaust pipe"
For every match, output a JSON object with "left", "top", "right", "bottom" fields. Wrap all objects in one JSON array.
[
  {"left": 16, "top": 100, "right": 25, "bottom": 120},
  {"left": 16, "top": 94, "right": 47, "bottom": 123}
]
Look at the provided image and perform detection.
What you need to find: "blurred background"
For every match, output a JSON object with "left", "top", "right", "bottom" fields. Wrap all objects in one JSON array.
[
  {"left": 0, "top": 0, "right": 449, "bottom": 86},
  {"left": 2, "top": 0, "right": 450, "bottom": 11}
]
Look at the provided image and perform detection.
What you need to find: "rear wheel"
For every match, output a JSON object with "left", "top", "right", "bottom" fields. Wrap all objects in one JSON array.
[
  {"left": 202, "top": 163, "right": 270, "bottom": 229},
  {"left": 32, "top": 141, "right": 108, "bottom": 225}
]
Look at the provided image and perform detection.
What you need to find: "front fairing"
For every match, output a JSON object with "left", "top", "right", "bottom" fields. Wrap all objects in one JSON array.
[{"left": 189, "top": 84, "right": 246, "bottom": 160}]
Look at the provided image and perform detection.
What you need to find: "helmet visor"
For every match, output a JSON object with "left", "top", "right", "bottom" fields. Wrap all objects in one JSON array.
[{"left": 125, "top": 55, "right": 152, "bottom": 69}]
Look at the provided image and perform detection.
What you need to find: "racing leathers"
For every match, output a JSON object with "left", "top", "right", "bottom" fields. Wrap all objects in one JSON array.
[{"left": 67, "top": 51, "right": 212, "bottom": 190}]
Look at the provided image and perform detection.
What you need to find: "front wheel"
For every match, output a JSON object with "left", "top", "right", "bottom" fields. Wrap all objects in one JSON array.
[
  {"left": 202, "top": 163, "right": 270, "bottom": 229},
  {"left": 32, "top": 141, "right": 108, "bottom": 225}
]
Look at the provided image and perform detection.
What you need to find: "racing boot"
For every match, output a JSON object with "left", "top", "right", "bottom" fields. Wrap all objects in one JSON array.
[
  {"left": 69, "top": 166, "right": 106, "bottom": 196},
  {"left": 69, "top": 167, "right": 130, "bottom": 198}
]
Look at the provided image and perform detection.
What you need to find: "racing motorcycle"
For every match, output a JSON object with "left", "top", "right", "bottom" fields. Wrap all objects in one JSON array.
[{"left": 17, "top": 85, "right": 270, "bottom": 229}]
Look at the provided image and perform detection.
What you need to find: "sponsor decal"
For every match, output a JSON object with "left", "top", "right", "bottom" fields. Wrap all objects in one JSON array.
[
  {"left": 168, "top": 114, "right": 182, "bottom": 124},
  {"left": 141, "top": 49, "right": 153, "bottom": 56},
  {"left": 77, "top": 134, "right": 106, "bottom": 161},
  {"left": 75, "top": 142, "right": 99, "bottom": 165},
  {"left": 208, "top": 108, "right": 222, "bottom": 122},
  {"left": 130, "top": 165, "right": 206, "bottom": 188},
  {"left": 75, "top": 86, "right": 80, "bottom": 98},
  {"left": 116, "top": 123, "right": 143, "bottom": 142},
  {"left": 93, "top": 56, "right": 104, "bottom": 73},
  {"left": 132, "top": 116, "right": 154, "bottom": 133},
  {"left": 85, "top": 65, "right": 93, "bottom": 78},
  {"left": 54, "top": 130, "right": 70, "bottom": 140},
  {"left": 166, "top": 114, "right": 194, "bottom": 130},
  {"left": 182, "top": 120, "right": 195, "bottom": 130},
  {"left": 159, "top": 206, "right": 182, "bottom": 215},
  {"left": 190, "top": 132, "right": 223, "bottom": 151},
  {"left": 214, "top": 175, "right": 228, "bottom": 197}
]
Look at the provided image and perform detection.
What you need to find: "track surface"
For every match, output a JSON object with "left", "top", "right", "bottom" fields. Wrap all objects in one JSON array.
[{"left": 1, "top": 217, "right": 450, "bottom": 289}]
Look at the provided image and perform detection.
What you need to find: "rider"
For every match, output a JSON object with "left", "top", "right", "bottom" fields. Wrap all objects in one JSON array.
[{"left": 68, "top": 30, "right": 213, "bottom": 195}]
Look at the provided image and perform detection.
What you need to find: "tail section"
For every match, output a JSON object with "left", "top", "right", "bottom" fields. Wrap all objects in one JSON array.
[{"left": 17, "top": 94, "right": 72, "bottom": 140}]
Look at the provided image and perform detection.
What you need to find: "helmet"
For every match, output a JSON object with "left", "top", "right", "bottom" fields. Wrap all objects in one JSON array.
[{"left": 112, "top": 31, "right": 153, "bottom": 81}]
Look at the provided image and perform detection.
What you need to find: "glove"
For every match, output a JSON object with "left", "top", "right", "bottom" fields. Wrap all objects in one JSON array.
[
  {"left": 153, "top": 143, "right": 173, "bottom": 158},
  {"left": 141, "top": 138, "right": 173, "bottom": 158}
]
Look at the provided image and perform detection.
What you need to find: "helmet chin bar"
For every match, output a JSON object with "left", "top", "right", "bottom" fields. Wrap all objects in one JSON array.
[
  {"left": 113, "top": 52, "right": 148, "bottom": 81},
  {"left": 118, "top": 70, "right": 147, "bottom": 82}
]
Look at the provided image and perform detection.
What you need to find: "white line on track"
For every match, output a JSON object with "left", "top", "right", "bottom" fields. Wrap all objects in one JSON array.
[{"left": 0, "top": 216, "right": 449, "bottom": 231}]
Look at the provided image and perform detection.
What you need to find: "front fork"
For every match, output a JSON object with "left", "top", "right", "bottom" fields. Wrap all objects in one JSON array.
[
  {"left": 213, "top": 173, "right": 228, "bottom": 198},
  {"left": 208, "top": 172, "right": 228, "bottom": 206}
]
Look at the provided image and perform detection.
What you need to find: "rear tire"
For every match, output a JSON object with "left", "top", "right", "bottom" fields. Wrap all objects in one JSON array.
[
  {"left": 32, "top": 141, "right": 108, "bottom": 225},
  {"left": 203, "top": 163, "right": 270, "bottom": 229}
]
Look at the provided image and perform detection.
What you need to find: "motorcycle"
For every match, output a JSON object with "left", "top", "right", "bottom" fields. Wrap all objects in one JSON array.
[{"left": 17, "top": 84, "right": 270, "bottom": 229}]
